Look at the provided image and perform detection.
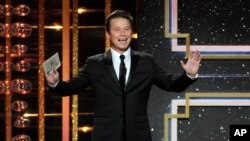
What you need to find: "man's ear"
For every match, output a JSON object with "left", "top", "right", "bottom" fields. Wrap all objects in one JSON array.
[{"left": 105, "top": 31, "right": 110, "bottom": 39}]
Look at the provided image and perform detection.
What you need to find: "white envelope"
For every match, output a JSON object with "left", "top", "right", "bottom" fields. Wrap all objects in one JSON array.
[{"left": 43, "top": 52, "right": 61, "bottom": 77}]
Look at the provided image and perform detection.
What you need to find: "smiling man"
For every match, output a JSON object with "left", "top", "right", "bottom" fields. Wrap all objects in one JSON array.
[{"left": 46, "top": 10, "right": 202, "bottom": 141}]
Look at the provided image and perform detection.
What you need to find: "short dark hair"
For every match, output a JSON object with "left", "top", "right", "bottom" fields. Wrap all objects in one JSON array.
[{"left": 105, "top": 10, "right": 133, "bottom": 32}]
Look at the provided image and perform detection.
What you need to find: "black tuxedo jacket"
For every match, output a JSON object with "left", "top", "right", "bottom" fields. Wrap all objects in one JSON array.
[{"left": 53, "top": 49, "right": 197, "bottom": 141}]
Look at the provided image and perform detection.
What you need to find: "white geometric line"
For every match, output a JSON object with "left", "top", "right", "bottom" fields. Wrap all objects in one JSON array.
[{"left": 170, "top": 99, "right": 250, "bottom": 141}]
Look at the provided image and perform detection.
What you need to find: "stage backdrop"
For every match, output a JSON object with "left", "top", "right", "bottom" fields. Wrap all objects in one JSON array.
[{"left": 138, "top": 0, "right": 250, "bottom": 141}]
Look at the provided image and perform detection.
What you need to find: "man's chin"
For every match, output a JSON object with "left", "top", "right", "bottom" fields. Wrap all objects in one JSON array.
[
  {"left": 110, "top": 45, "right": 130, "bottom": 52},
  {"left": 120, "top": 47, "right": 129, "bottom": 51}
]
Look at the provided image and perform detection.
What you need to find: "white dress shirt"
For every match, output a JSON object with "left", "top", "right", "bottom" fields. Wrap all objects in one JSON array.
[{"left": 110, "top": 48, "right": 131, "bottom": 84}]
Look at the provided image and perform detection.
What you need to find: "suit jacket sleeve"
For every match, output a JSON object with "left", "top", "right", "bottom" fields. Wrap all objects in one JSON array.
[
  {"left": 51, "top": 59, "right": 92, "bottom": 96},
  {"left": 151, "top": 57, "right": 197, "bottom": 92}
]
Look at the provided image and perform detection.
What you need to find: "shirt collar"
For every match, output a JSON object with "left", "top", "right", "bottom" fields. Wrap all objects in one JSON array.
[{"left": 111, "top": 48, "right": 131, "bottom": 63}]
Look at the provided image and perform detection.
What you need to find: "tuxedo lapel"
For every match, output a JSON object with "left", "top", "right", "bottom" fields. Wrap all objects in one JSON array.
[
  {"left": 126, "top": 50, "right": 140, "bottom": 89},
  {"left": 103, "top": 50, "right": 121, "bottom": 88},
  {"left": 104, "top": 49, "right": 140, "bottom": 91}
]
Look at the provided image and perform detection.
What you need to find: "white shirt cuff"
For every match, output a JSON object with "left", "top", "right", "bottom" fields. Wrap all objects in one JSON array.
[{"left": 186, "top": 73, "right": 198, "bottom": 80}]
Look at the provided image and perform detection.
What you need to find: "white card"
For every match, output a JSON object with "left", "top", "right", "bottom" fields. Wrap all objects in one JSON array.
[{"left": 43, "top": 52, "right": 61, "bottom": 77}]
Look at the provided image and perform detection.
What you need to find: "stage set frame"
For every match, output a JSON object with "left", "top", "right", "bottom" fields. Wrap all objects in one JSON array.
[
  {"left": 164, "top": 93, "right": 250, "bottom": 141},
  {"left": 164, "top": 0, "right": 250, "bottom": 141},
  {"left": 164, "top": 0, "right": 250, "bottom": 59}
]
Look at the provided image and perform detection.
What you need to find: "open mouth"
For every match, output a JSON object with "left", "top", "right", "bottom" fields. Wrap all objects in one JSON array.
[{"left": 118, "top": 38, "right": 127, "bottom": 42}]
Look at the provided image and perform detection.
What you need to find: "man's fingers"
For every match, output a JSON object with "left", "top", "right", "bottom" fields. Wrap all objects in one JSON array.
[
  {"left": 190, "top": 50, "right": 202, "bottom": 61},
  {"left": 180, "top": 60, "right": 185, "bottom": 68}
]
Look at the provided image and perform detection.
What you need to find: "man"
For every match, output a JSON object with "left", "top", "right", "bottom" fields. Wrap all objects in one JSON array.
[{"left": 46, "top": 10, "right": 202, "bottom": 141}]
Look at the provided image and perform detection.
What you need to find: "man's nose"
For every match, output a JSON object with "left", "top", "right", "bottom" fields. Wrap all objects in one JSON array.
[{"left": 120, "top": 30, "right": 126, "bottom": 35}]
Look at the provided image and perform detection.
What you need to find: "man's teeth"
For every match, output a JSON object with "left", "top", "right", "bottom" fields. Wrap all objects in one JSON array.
[{"left": 119, "top": 39, "right": 127, "bottom": 41}]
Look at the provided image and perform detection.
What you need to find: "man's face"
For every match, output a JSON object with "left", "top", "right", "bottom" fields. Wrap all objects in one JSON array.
[{"left": 106, "top": 18, "right": 132, "bottom": 54}]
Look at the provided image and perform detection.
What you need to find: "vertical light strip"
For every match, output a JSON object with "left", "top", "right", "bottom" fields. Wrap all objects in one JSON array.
[
  {"left": 72, "top": 0, "right": 79, "bottom": 140},
  {"left": 38, "top": 0, "right": 45, "bottom": 140},
  {"left": 62, "top": 0, "right": 70, "bottom": 141},
  {"left": 164, "top": 0, "right": 170, "bottom": 35},
  {"left": 5, "top": 0, "right": 12, "bottom": 140},
  {"left": 105, "top": 0, "right": 111, "bottom": 51}
]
